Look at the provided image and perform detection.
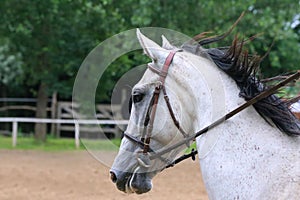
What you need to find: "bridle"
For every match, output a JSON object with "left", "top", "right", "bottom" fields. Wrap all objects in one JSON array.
[
  {"left": 124, "top": 50, "right": 300, "bottom": 170},
  {"left": 124, "top": 50, "right": 188, "bottom": 167},
  {"left": 125, "top": 50, "right": 188, "bottom": 153}
]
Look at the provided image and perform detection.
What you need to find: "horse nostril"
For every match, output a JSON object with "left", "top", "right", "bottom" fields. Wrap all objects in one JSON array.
[{"left": 110, "top": 171, "right": 117, "bottom": 183}]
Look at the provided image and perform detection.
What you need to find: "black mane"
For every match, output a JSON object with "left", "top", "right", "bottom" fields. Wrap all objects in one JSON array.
[{"left": 182, "top": 36, "right": 300, "bottom": 136}]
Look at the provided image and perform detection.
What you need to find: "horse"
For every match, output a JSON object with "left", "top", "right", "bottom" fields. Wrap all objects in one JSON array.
[{"left": 110, "top": 29, "right": 300, "bottom": 199}]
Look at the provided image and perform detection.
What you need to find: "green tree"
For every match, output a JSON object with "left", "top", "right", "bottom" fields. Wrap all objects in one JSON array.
[
  {"left": 0, "top": 0, "right": 299, "bottom": 142},
  {"left": 0, "top": 1, "right": 108, "bottom": 141},
  {"left": 0, "top": 38, "right": 23, "bottom": 123},
  {"left": 96, "top": 0, "right": 299, "bottom": 100},
  {"left": 131, "top": 0, "right": 300, "bottom": 76},
  {"left": 0, "top": 39, "right": 23, "bottom": 89},
  {"left": 0, "top": 0, "right": 142, "bottom": 141}
]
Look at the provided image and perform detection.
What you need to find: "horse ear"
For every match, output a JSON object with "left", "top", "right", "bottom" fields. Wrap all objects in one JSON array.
[
  {"left": 161, "top": 35, "right": 175, "bottom": 50},
  {"left": 136, "top": 29, "right": 164, "bottom": 60}
]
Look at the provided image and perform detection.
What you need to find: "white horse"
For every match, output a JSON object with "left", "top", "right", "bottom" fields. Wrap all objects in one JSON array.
[{"left": 110, "top": 29, "right": 300, "bottom": 199}]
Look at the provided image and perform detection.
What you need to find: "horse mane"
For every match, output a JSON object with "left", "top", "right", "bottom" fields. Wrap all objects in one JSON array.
[{"left": 181, "top": 35, "right": 300, "bottom": 136}]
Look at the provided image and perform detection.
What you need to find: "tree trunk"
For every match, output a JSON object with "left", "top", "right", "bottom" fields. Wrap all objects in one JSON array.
[
  {"left": 0, "top": 84, "right": 9, "bottom": 131},
  {"left": 34, "top": 82, "right": 48, "bottom": 142}
]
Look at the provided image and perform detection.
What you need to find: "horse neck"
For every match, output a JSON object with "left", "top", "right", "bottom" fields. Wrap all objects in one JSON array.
[
  {"left": 175, "top": 52, "right": 281, "bottom": 138},
  {"left": 184, "top": 54, "right": 300, "bottom": 199},
  {"left": 171, "top": 52, "right": 293, "bottom": 149},
  {"left": 174, "top": 52, "right": 297, "bottom": 160},
  {"left": 175, "top": 53, "right": 248, "bottom": 131}
]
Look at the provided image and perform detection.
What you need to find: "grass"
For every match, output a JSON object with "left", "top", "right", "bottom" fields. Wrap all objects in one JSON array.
[
  {"left": 185, "top": 142, "right": 197, "bottom": 153},
  {"left": 0, "top": 134, "right": 196, "bottom": 153},
  {"left": 0, "top": 135, "right": 121, "bottom": 151},
  {"left": 81, "top": 138, "right": 121, "bottom": 151}
]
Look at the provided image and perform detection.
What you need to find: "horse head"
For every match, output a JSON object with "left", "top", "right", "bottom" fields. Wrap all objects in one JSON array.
[{"left": 109, "top": 29, "right": 207, "bottom": 194}]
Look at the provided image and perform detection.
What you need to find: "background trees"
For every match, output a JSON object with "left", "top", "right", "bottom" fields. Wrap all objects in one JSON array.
[{"left": 0, "top": 0, "right": 299, "bottom": 142}]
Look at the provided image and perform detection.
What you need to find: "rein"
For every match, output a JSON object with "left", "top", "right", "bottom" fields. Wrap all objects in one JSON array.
[
  {"left": 124, "top": 50, "right": 300, "bottom": 170},
  {"left": 165, "top": 70, "right": 300, "bottom": 168}
]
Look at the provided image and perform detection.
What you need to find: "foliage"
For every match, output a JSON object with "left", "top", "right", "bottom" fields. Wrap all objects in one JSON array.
[
  {"left": 0, "top": 40, "right": 23, "bottom": 86},
  {"left": 0, "top": 0, "right": 299, "bottom": 102}
]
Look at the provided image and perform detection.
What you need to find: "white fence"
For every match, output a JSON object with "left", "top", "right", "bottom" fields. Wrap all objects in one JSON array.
[{"left": 0, "top": 118, "right": 128, "bottom": 148}]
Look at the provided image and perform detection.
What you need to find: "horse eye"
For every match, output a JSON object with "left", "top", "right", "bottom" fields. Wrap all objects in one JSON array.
[{"left": 133, "top": 93, "right": 144, "bottom": 103}]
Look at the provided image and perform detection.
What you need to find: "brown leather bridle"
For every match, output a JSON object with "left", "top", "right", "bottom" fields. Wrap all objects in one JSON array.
[
  {"left": 140, "top": 50, "right": 188, "bottom": 154},
  {"left": 123, "top": 50, "right": 300, "bottom": 170},
  {"left": 124, "top": 50, "right": 188, "bottom": 167}
]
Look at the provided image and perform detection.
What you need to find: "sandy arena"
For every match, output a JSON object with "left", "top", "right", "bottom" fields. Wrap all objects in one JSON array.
[{"left": 0, "top": 150, "right": 208, "bottom": 200}]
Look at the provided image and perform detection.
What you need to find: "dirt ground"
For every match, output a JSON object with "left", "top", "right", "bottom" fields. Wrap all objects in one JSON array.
[{"left": 0, "top": 150, "right": 208, "bottom": 200}]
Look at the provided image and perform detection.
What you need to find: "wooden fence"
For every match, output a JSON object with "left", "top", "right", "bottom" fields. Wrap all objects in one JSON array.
[
  {"left": 0, "top": 117, "right": 128, "bottom": 148},
  {"left": 0, "top": 91, "right": 129, "bottom": 137},
  {"left": 55, "top": 102, "right": 125, "bottom": 138},
  {"left": 0, "top": 97, "right": 127, "bottom": 138}
]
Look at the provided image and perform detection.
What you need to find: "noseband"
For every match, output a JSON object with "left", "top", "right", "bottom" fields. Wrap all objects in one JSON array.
[{"left": 124, "top": 50, "right": 300, "bottom": 169}]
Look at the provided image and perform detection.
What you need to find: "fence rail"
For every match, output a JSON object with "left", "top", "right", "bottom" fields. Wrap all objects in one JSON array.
[{"left": 0, "top": 117, "right": 128, "bottom": 148}]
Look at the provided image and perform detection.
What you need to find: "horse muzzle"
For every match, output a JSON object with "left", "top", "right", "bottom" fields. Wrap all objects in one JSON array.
[{"left": 110, "top": 167, "right": 152, "bottom": 194}]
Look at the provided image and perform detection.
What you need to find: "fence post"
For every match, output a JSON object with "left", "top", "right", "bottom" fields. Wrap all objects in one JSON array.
[
  {"left": 75, "top": 122, "right": 80, "bottom": 149},
  {"left": 50, "top": 92, "right": 57, "bottom": 136},
  {"left": 12, "top": 120, "right": 18, "bottom": 147}
]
